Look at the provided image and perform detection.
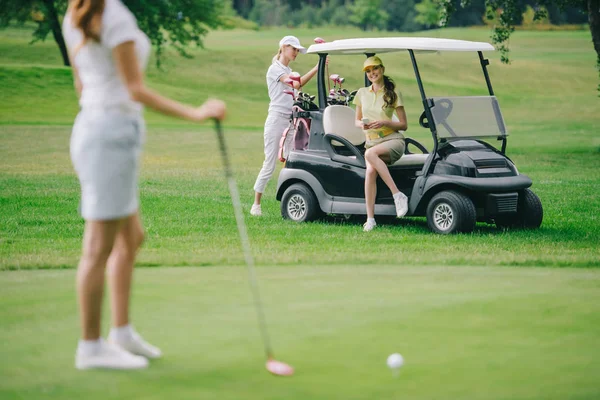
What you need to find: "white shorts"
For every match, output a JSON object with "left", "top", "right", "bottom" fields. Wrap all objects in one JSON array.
[{"left": 70, "top": 109, "right": 145, "bottom": 221}]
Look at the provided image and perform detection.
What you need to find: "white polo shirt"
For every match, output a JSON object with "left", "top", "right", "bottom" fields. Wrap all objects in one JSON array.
[
  {"left": 266, "top": 60, "right": 293, "bottom": 115},
  {"left": 62, "top": 0, "right": 151, "bottom": 115}
]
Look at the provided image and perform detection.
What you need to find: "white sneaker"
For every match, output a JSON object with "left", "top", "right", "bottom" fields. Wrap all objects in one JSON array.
[
  {"left": 250, "top": 204, "right": 262, "bottom": 216},
  {"left": 75, "top": 339, "right": 148, "bottom": 370},
  {"left": 393, "top": 192, "right": 408, "bottom": 218},
  {"left": 108, "top": 329, "right": 162, "bottom": 359},
  {"left": 363, "top": 219, "right": 377, "bottom": 232}
]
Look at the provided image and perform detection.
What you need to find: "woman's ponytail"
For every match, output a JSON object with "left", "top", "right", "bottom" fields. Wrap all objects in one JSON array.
[
  {"left": 272, "top": 47, "right": 283, "bottom": 64},
  {"left": 382, "top": 75, "right": 398, "bottom": 110}
]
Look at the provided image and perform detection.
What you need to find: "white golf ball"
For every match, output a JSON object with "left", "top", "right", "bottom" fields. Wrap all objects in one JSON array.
[{"left": 387, "top": 353, "right": 404, "bottom": 369}]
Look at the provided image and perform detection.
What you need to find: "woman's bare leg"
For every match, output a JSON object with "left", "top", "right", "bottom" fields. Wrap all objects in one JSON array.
[
  {"left": 254, "top": 191, "right": 263, "bottom": 206},
  {"left": 364, "top": 147, "right": 400, "bottom": 195},
  {"left": 77, "top": 219, "right": 123, "bottom": 340},
  {"left": 365, "top": 164, "right": 378, "bottom": 219},
  {"left": 107, "top": 213, "right": 144, "bottom": 328}
]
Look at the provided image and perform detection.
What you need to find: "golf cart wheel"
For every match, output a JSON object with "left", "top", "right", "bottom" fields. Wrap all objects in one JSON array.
[
  {"left": 426, "top": 190, "right": 476, "bottom": 234},
  {"left": 281, "top": 183, "right": 321, "bottom": 222},
  {"left": 495, "top": 188, "right": 543, "bottom": 230}
]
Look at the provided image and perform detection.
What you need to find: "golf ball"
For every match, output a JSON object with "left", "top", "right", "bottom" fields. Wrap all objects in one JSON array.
[{"left": 387, "top": 353, "right": 404, "bottom": 369}]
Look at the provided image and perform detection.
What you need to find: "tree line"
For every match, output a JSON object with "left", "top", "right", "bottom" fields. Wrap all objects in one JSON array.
[
  {"left": 0, "top": 0, "right": 597, "bottom": 91},
  {"left": 235, "top": 0, "right": 587, "bottom": 32}
]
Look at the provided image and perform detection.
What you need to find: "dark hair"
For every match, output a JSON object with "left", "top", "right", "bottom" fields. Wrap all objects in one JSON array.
[
  {"left": 382, "top": 75, "right": 398, "bottom": 110},
  {"left": 71, "top": 0, "right": 105, "bottom": 42}
]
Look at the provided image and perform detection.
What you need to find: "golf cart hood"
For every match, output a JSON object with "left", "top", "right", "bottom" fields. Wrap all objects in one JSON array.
[
  {"left": 307, "top": 37, "right": 495, "bottom": 55},
  {"left": 434, "top": 140, "right": 518, "bottom": 178}
]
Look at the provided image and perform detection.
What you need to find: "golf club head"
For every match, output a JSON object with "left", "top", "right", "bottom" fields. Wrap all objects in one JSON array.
[
  {"left": 329, "top": 74, "right": 339, "bottom": 82},
  {"left": 284, "top": 78, "right": 294, "bottom": 86},
  {"left": 266, "top": 358, "right": 294, "bottom": 377},
  {"left": 283, "top": 90, "right": 294, "bottom": 98},
  {"left": 313, "top": 37, "right": 325, "bottom": 44}
]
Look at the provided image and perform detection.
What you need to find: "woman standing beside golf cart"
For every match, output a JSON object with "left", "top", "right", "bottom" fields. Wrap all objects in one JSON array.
[
  {"left": 250, "top": 36, "right": 322, "bottom": 217},
  {"left": 353, "top": 56, "right": 409, "bottom": 232}
]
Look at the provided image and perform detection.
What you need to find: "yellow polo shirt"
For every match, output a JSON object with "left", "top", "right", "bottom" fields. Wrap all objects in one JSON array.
[{"left": 353, "top": 85, "right": 404, "bottom": 139}]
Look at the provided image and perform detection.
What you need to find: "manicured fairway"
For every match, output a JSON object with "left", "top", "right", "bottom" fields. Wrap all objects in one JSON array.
[
  {"left": 1, "top": 266, "right": 600, "bottom": 400},
  {"left": 1, "top": 24, "right": 599, "bottom": 400}
]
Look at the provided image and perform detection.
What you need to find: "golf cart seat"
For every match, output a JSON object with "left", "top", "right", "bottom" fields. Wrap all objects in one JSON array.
[
  {"left": 391, "top": 153, "right": 429, "bottom": 167},
  {"left": 323, "top": 105, "right": 365, "bottom": 146}
]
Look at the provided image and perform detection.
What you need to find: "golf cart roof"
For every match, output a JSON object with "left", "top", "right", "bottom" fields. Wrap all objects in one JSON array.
[{"left": 307, "top": 37, "right": 495, "bottom": 55}]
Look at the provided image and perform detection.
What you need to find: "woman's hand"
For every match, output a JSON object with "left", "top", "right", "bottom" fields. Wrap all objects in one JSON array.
[
  {"left": 365, "top": 120, "right": 386, "bottom": 130},
  {"left": 193, "top": 99, "right": 227, "bottom": 122}
]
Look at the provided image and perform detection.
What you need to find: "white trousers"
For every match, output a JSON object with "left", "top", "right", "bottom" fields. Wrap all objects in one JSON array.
[{"left": 253, "top": 112, "right": 292, "bottom": 194}]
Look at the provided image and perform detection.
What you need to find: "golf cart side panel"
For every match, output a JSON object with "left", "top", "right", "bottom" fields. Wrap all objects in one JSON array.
[
  {"left": 285, "top": 150, "right": 366, "bottom": 199},
  {"left": 276, "top": 168, "right": 334, "bottom": 214}
]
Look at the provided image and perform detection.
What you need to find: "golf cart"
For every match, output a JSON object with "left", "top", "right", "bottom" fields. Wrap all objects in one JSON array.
[{"left": 275, "top": 37, "right": 543, "bottom": 234}]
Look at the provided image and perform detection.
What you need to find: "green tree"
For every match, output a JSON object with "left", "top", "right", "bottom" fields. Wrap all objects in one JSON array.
[
  {"left": 0, "top": 0, "right": 225, "bottom": 67},
  {"left": 438, "top": 0, "right": 599, "bottom": 91},
  {"left": 414, "top": 0, "right": 442, "bottom": 28},
  {"left": 385, "top": 0, "right": 420, "bottom": 32},
  {"left": 349, "top": 0, "right": 389, "bottom": 30}
]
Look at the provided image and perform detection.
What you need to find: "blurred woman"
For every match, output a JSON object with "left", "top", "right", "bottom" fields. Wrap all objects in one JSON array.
[
  {"left": 353, "top": 56, "right": 408, "bottom": 232},
  {"left": 63, "top": 0, "right": 226, "bottom": 369}
]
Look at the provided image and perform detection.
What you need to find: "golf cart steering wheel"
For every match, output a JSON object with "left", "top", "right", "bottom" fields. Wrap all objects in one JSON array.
[
  {"left": 419, "top": 111, "right": 429, "bottom": 128},
  {"left": 419, "top": 99, "right": 454, "bottom": 129},
  {"left": 434, "top": 98, "right": 453, "bottom": 120},
  {"left": 404, "top": 138, "right": 429, "bottom": 154}
]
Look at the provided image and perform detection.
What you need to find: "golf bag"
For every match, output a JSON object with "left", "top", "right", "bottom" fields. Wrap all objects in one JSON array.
[{"left": 278, "top": 96, "right": 318, "bottom": 162}]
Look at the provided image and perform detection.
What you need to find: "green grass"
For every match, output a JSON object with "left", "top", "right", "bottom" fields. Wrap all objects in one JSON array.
[
  {"left": 1, "top": 266, "right": 600, "bottom": 400},
  {"left": 1, "top": 23, "right": 600, "bottom": 399},
  {"left": 1, "top": 124, "right": 599, "bottom": 269},
  {"left": 0, "top": 25, "right": 599, "bottom": 269}
]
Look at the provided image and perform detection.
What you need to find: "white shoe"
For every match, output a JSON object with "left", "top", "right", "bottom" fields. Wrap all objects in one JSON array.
[
  {"left": 108, "top": 329, "right": 162, "bottom": 359},
  {"left": 363, "top": 219, "right": 377, "bottom": 232},
  {"left": 394, "top": 192, "right": 408, "bottom": 218},
  {"left": 75, "top": 339, "right": 148, "bottom": 370},
  {"left": 250, "top": 204, "right": 262, "bottom": 216}
]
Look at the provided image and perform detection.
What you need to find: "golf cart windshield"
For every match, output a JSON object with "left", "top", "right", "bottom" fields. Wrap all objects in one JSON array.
[{"left": 430, "top": 96, "right": 508, "bottom": 140}]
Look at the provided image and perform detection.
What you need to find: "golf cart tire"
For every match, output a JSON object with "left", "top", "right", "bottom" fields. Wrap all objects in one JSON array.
[
  {"left": 426, "top": 190, "right": 476, "bottom": 234},
  {"left": 281, "top": 183, "right": 321, "bottom": 222},
  {"left": 495, "top": 188, "right": 543, "bottom": 230}
]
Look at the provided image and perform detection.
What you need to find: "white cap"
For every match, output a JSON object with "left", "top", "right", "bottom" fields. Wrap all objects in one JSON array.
[{"left": 279, "top": 36, "right": 307, "bottom": 54}]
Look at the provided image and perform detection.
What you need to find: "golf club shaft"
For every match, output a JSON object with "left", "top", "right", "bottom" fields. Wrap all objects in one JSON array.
[{"left": 213, "top": 119, "right": 274, "bottom": 359}]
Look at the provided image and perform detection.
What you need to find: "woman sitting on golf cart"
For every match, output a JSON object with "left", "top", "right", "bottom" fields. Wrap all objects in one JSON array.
[{"left": 353, "top": 56, "right": 409, "bottom": 232}]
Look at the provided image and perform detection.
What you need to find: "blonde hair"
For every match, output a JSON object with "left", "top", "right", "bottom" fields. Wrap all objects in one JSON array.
[
  {"left": 71, "top": 0, "right": 105, "bottom": 42},
  {"left": 272, "top": 46, "right": 284, "bottom": 63}
]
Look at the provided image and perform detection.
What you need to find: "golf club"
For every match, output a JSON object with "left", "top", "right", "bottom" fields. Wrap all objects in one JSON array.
[{"left": 213, "top": 119, "right": 294, "bottom": 377}]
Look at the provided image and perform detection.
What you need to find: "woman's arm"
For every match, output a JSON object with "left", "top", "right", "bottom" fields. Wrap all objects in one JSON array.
[
  {"left": 299, "top": 64, "right": 318, "bottom": 87},
  {"left": 67, "top": 50, "right": 82, "bottom": 98},
  {"left": 368, "top": 106, "right": 408, "bottom": 132},
  {"left": 71, "top": 63, "right": 83, "bottom": 99},
  {"left": 355, "top": 105, "right": 365, "bottom": 129},
  {"left": 279, "top": 57, "right": 328, "bottom": 89},
  {"left": 113, "top": 41, "right": 225, "bottom": 122}
]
